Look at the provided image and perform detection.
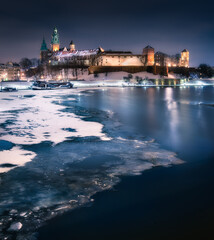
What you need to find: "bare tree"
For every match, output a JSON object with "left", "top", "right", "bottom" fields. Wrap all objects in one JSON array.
[{"left": 20, "top": 58, "right": 32, "bottom": 70}]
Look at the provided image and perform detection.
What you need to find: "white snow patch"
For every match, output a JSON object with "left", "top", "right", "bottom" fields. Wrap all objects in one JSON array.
[
  {"left": 73, "top": 71, "right": 179, "bottom": 82},
  {"left": 8, "top": 222, "right": 22, "bottom": 231},
  {"left": 0, "top": 147, "right": 36, "bottom": 173},
  {"left": 0, "top": 90, "right": 111, "bottom": 146}
]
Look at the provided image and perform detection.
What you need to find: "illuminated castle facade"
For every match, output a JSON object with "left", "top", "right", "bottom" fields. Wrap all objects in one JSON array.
[
  {"left": 143, "top": 45, "right": 155, "bottom": 66},
  {"left": 40, "top": 27, "right": 100, "bottom": 65},
  {"left": 180, "top": 49, "right": 189, "bottom": 68},
  {"left": 40, "top": 27, "right": 61, "bottom": 63},
  {"left": 94, "top": 46, "right": 189, "bottom": 68},
  {"left": 40, "top": 27, "right": 189, "bottom": 68},
  {"left": 154, "top": 49, "right": 189, "bottom": 67}
]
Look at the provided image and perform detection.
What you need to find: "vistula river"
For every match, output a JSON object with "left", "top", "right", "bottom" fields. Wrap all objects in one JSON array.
[{"left": 0, "top": 86, "right": 214, "bottom": 240}]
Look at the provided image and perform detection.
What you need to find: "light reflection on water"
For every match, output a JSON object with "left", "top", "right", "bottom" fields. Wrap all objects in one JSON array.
[{"left": 77, "top": 86, "right": 214, "bottom": 158}]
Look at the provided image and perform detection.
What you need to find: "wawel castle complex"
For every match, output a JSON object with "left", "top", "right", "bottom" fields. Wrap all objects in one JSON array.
[
  {"left": 0, "top": 27, "right": 190, "bottom": 81},
  {"left": 41, "top": 27, "right": 189, "bottom": 69}
]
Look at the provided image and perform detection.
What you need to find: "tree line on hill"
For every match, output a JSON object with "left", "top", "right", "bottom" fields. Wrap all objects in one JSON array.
[{"left": 198, "top": 64, "right": 213, "bottom": 78}]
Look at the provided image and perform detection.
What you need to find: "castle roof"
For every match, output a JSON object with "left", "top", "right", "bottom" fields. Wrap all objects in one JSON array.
[
  {"left": 144, "top": 45, "right": 154, "bottom": 49},
  {"left": 52, "top": 48, "right": 100, "bottom": 59},
  {"left": 40, "top": 37, "right": 48, "bottom": 51},
  {"left": 182, "top": 49, "right": 189, "bottom": 52},
  {"left": 155, "top": 51, "right": 167, "bottom": 56},
  {"left": 101, "top": 51, "right": 133, "bottom": 56}
]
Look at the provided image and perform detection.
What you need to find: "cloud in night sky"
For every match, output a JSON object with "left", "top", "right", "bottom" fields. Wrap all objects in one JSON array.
[{"left": 0, "top": 0, "right": 214, "bottom": 66}]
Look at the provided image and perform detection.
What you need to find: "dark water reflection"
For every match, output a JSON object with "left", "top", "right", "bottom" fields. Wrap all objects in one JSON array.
[{"left": 77, "top": 87, "right": 214, "bottom": 161}]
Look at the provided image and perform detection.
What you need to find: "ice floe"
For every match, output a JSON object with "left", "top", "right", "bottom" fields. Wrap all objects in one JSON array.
[
  {"left": 0, "top": 90, "right": 110, "bottom": 146},
  {"left": 8, "top": 222, "right": 22, "bottom": 231},
  {"left": 0, "top": 146, "right": 36, "bottom": 173}
]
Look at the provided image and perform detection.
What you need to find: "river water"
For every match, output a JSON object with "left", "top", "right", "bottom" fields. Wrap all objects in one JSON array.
[{"left": 0, "top": 86, "right": 214, "bottom": 239}]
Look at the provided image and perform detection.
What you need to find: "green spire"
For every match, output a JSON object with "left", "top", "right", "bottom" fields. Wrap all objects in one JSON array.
[
  {"left": 51, "top": 27, "right": 59, "bottom": 44},
  {"left": 40, "top": 37, "right": 48, "bottom": 51}
]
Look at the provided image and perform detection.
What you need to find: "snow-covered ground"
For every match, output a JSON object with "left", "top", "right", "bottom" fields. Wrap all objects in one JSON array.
[
  {"left": 43, "top": 68, "right": 181, "bottom": 82},
  {"left": 1, "top": 71, "right": 214, "bottom": 90},
  {"left": 77, "top": 70, "right": 180, "bottom": 81},
  {"left": 0, "top": 81, "right": 32, "bottom": 90}
]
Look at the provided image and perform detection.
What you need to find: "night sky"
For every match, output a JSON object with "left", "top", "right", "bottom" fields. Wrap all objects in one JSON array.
[{"left": 1, "top": 0, "right": 213, "bottom": 67}]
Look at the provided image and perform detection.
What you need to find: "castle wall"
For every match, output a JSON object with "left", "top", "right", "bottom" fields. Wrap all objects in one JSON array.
[
  {"left": 88, "top": 65, "right": 168, "bottom": 76},
  {"left": 142, "top": 47, "right": 155, "bottom": 66},
  {"left": 180, "top": 51, "right": 189, "bottom": 67},
  {"left": 96, "top": 55, "right": 143, "bottom": 66}
]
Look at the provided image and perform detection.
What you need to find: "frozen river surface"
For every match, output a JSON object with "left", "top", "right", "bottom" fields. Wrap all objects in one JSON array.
[
  {"left": 0, "top": 87, "right": 214, "bottom": 239},
  {"left": 0, "top": 88, "right": 185, "bottom": 239}
]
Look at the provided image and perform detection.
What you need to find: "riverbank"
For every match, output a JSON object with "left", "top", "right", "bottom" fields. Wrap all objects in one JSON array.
[{"left": 1, "top": 79, "right": 214, "bottom": 91}]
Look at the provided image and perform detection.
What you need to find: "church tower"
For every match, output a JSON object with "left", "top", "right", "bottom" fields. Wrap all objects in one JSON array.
[
  {"left": 142, "top": 45, "right": 155, "bottom": 66},
  {"left": 40, "top": 37, "right": 48, "bottom": 63},
  {"left": 180, "top": 49, "right": 189, "bottom": 67},
  {"left": 51, "top": 27, "right": 60, "bottom": 52},
  {"left": 70, "top": 40, "right": 75, "bottom": 51}
]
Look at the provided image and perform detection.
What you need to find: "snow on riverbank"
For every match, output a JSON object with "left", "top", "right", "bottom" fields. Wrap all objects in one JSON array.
[
  {"left": 77, "top": 71, "right": 179, "bottom": 81},
  {"left": 0, "top": 71, "right": 180, "bottom": 90}
]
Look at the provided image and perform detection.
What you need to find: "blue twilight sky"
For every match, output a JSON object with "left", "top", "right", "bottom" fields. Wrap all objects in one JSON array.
[{"left": 0, "top": 0, "right": 214, "bottom": 67}]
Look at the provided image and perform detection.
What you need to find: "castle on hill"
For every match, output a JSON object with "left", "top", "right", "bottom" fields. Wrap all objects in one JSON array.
[{"left": 40, "top": 27, "right": 189, "bottom": 68}]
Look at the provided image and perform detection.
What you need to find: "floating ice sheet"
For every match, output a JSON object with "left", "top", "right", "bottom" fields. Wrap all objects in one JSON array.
[
  {"left": 0, "top": 90, "right": 111, "bottom": 146},
  {"left": 0, "top": 146, "right": 36, "bottom": 173}
]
